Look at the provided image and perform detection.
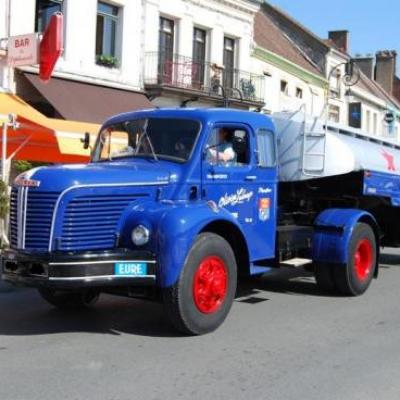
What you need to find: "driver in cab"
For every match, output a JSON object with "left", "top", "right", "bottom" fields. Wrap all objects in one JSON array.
[{"left": 208, "top": 128, "right": 236, "bottom": 165}]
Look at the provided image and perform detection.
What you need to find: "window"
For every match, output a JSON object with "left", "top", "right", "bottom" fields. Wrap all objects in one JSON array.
[
  {"left": 373, "top": 113, "right": 378, "bottom": 134},
  {"left": 96, "top": 2, "right": 119, "bottom": 58},
  {"left": 296, "top": 87, "right": 303, "bottom": 99},
  {"left": 192, "top": 28, "right": 207, "bottom": 87},
  {"left": 349, "top": 102, "right": 362, "bottom": 128},
  {"left": 280, "top": 80, "right": 288, "bottom": 95},
  {"left": 94, "top": 118, "right": 200, "bottom": 163},
  {"left": 206, "top": 127, "right": 249, "bottom": 167},
  {"left": 257, "top": 129, "right": 276, "bottom": 168},
  {"left": 223, "top": 37, "right": 235, "bottom": 89},
  {"left": 158, "top": 17, "right": 175, "bottom": 83},
  {"left": 366, "top": 110, "right": 371, "bottom": 133},
  {"left": 329, "top": 104, "right": 340, "bottom": 123},
  {"left": 329, "top": 67, "right": 341, "bottom": 98},
  {"left": 36, "top": 0, "right": 63, "bottom": 32}
]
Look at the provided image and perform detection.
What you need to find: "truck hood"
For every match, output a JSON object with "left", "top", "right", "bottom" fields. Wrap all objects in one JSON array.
[{"left": 16, "top": 161, "right": 181, "bottom": 192}]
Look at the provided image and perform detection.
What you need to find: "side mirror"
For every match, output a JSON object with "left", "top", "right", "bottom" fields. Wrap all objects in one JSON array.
[{"left": 81, "top": 132, "right": 90, "bottom": 150}]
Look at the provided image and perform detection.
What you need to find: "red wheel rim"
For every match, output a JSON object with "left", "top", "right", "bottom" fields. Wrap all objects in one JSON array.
[
  {"left": 193, "top": 256, "right": 228, "bottom": 314},
  {"left": 354, "top": 239, "right": 373, "bottom": 281}
]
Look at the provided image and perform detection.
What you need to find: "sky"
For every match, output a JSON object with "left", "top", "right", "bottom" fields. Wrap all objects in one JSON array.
[{"left": 269, "top": 0, "right": 400, "bottom": 73}]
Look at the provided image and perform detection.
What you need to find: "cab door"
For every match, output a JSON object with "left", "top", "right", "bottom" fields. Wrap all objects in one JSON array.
[{"left": 201, "top": 124, "right": 278, "bottom": 261}]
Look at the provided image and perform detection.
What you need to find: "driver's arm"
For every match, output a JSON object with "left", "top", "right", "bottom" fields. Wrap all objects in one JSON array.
[{"left": 209, "top": 146, "right": 235, "bottom": 163}]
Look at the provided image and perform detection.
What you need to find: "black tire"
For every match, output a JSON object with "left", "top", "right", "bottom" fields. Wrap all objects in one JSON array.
[
  {"left": 163, "top": 233, "right": 237, "bottom": 335},
  {"left": 315, "top": 223, "right": 376, "bottom": 296},
  {"left": 38, "top": 288, "right": 100, "bottom": 309},
  {"left": 334, "top": 223, "right": 377, "bottom": 296}
]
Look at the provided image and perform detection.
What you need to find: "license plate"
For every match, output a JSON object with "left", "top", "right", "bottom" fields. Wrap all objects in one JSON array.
[{"left": 114, "top": 262, "right": 148, "bottom": 277}]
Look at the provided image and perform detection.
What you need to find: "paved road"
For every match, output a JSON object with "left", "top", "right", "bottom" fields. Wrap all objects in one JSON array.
[{"left": 1, "top": 249, "right": 400, "bottom": 400}]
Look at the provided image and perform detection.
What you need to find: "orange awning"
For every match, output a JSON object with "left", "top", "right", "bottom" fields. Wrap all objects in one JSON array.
[{"left": 0, "top": 93, "right": 100, "bottom": 163}]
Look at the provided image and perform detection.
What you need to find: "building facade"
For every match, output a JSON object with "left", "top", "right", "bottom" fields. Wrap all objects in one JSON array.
[
  {"left": 252, "top": 7, "right": 326, "bottom": 117},
  {"left": 142, "top": 0, "right": 264, "bottom": 109},
  {"left": 256, "top": 3, "right": 400, "bottom": 142},
  {"left": 325, "top": 33, "right": 400, "bottom": 141},
  {"left": 0, "top": 0, "right": 265, "bottom": 123}
]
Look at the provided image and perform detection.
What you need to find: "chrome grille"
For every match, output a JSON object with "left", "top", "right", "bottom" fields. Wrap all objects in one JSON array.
[
  {"left": 9, "top": 188, "right": 18, "bottom": 248},
  {"left": 25, "top": 191, "right": 59, "bottom": 250},
  {"left": 9, "top": 188, "right": 59, "bottom": 251},
  {"left": 59, "top": 194, "right": 143, "bottom": 251}
]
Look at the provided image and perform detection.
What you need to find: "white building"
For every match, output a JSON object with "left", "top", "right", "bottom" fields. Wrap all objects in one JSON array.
[
  {"left": 256, "top": 3, "right": 400, "bottom": 142},
  {"left": 0, "top": 0, "right": 265, "bottom": 124},
  {"left": 142, "top": 0, "right": 264, "bottom": 109}
]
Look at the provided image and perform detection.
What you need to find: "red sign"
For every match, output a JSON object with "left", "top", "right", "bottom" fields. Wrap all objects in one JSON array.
[{"left": 40, "top": 13, "right": 64, "bottom": 82}]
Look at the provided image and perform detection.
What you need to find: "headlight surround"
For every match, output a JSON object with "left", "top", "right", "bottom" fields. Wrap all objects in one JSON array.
[{"left": 131, "top": 225, "right": 150, "bottom": 246}]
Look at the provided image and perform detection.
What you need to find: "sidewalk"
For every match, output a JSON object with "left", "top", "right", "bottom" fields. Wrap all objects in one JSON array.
[{"left": 0, "top": 276, "right": 15, "bottom": 293}]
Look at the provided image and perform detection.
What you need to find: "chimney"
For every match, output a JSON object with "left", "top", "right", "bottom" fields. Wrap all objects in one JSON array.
[
  {"left": 375, "top": 50, "right": 397, "bottom": 94},
  {"left": 354, "top": 56, "right": 374, "bottom": 80},
  {"left": 328, "top": 30, "right": 349, "bottom": 53}
]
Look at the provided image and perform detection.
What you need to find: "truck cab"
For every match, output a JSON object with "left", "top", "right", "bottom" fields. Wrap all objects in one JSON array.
[{"left": 2, "top": 108, "right": 379, "bottom": 335}]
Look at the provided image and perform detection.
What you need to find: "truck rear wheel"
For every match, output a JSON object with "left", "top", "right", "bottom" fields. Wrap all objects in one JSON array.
[
  {"left": 163, "top": 233, "right": 237, "bottom": 335},
  {"left": 315, "top": 223, "right": 376, "bottom": 296},
  {"left": 38, "top": 288, "right": 100, "bottom": 309}
]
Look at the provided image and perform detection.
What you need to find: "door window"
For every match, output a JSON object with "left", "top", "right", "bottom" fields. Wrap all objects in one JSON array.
[
  {"left": 223, "top": 37, "right": 235, "bottom": 90},
  {"left": 192, "top": 28, "right": 207, "bottom": 87},
  {"left": 158, "top": 17, "right": 175, "bottom": 83},
  {"left": 206, "top": 127, "right": 250, "bottom": 167}
]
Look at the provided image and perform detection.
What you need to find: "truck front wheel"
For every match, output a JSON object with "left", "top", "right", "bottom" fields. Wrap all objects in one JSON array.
[
  {"left": 163, "top": 233, "right": 237, "bottom": 335},
  {"left": 38, "top": 288, "right": 100, "bottom": 309},
  {"left": 315, "top": 223, "right": 377, "bottom": 296}
]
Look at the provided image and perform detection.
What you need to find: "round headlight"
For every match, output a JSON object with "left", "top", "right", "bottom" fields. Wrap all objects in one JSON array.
[{"left": 131, "top": 225, "right": 150, "bottom": 246}]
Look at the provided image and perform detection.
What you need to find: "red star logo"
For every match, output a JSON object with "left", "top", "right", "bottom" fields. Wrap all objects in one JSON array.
[{"left": 382, "top": 150, "right": 396, "bottom": 171}]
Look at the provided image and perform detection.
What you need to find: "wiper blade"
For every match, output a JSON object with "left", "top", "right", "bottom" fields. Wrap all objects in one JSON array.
[{"left": 135, "top": 120, "right": 158, "bottom": 162}]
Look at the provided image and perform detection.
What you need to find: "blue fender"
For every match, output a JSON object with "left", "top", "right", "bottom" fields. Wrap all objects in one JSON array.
[
  {"left": 313, "top": 208, "right": 380, "bottom": 265},
  {"left": 120, "top": 200, "right": 248, "bottom": 288}
]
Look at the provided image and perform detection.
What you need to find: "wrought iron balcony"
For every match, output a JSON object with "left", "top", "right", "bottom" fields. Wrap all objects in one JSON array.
[{"left": 144, "top": 52, "right": 265, "bottom": 105}]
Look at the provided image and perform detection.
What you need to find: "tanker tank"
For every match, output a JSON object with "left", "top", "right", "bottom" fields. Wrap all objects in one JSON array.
[{"left": 273, "top": 111, "right": 400, "bottom": 182}]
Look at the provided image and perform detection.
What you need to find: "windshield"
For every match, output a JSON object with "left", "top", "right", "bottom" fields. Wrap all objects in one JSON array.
[{"left": 92, "top": 118, "right": 201, "bottom": 163}]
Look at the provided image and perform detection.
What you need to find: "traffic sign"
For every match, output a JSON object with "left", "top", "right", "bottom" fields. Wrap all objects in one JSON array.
[
  {"left": 40, "top": 13, "right": 64, "bottom": 82},
  {"left": 384, "top": 111, "right": 395, "bottom": 125},
  {"left": 7, "top": 33, "right": 39, "bottom": 67}
]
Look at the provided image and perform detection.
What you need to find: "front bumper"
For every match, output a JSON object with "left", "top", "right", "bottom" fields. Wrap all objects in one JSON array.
[{"left": 1, "top": 249, "right": 157, "bottom": 289}]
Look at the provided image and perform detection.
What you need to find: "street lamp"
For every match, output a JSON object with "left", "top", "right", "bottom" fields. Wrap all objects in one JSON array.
[
  {"left": 325, "top": 60, "right": 361, "bottom": 111},
  {"left": 327, "top": 60, "right": 361, "bottom": 96}
]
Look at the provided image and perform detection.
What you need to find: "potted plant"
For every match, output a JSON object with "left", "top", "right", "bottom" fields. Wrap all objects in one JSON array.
[{"left": 96, "top": 55, "right": 120, "bottom": 68}]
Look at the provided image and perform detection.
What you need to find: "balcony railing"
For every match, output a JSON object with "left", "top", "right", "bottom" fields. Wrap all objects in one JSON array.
[{"left": 144, "top": 52, "right": 265, "bottom": 104}]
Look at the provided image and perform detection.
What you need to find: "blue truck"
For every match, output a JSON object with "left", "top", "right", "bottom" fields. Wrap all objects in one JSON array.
[{"left": 3, "top": 108, "right": 395, "bottom": 335}]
